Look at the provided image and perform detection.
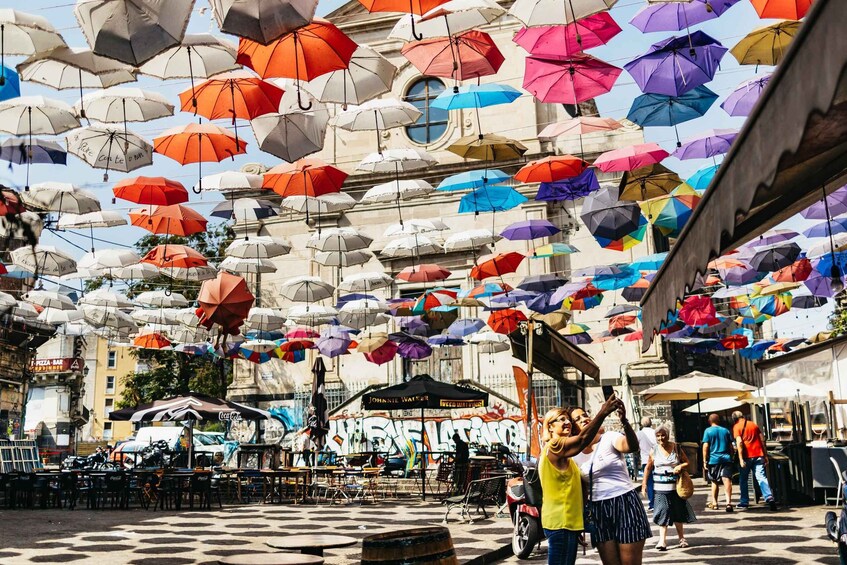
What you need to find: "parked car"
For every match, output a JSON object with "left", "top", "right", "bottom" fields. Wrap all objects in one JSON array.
[{"left": 111, "top": 426, "right": 228, "bottom": 468}]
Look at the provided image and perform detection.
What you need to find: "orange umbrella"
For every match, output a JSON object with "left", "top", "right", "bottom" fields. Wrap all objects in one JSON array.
[
  {"left": 750, "top": 0, "right": 812, "bottom": 19},
  {"left": 154, "top": 123, "right": 248, "bottom": 193},
  {"left": 471, "top": 251, "right": 525, "bottom": 280},
  {"left": 112, "top": 176, "right": 188, "bottom": 206},
  {"left": 236, "top": 19, "right": 358, "bottom": 110},
  {"left": 263, "top": 159, "right": 347, "bottom": 223},
  {"left": 198, "top": 271, "right": 255, "bottom": 335},
  {"left": 401, "top": 30, "right": 504, "bottom": 84},
  {"left": 0, "top": 188, "right": 25, "bottom": 216},
  {"left": 129, "top": 204, "right": 208, "bottom": 236},
  {"left": 141, "top": 244, "right": 208, "bottom": 269},
  {"left": 772, "top": 257, "right": 812, "bottom": 282},
  {"left": 515, "top": 155, "right": 588, "bottom": 183},
  {"left": 134, "top": 333, "right": 172, "bottom": 350},
  {"left": 488, "top": 308, "right": 527, "bottom": 335},
  {"left": 397, "top": 263, "right": 451, "bottom": 283}
]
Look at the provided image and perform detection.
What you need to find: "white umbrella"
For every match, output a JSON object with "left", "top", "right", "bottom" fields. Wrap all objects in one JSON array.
[
  {"left": 251, "top": 105, "right": 328, "bottom": 162},
  {"left": 113, "top": 262, "right": 160, "bottom": 281},
  {"left": 22, "top": 182, "right": 101, "bottom": 214},
  {"left": 307, "top": 227, "right": 373, "bottom": 252},
  {"left": 0, "top": 291, "right": 17, "bottom": 308},
  {"left": 11, "top": 245, "right": 77, "bottom": 276},
  {"left": 78, "top": 249, "right": 141, "bottom": 271},
  {"left": 314, "top": 250, "right": 372, "bottom": 267},
  {"left": 0, "top": 96, "right": 79, "bottom": 136},
  {"left": 0, "top": 10, "right": 65, "bottom": 85},
  {"left": 357, "top": 148, "right": 436, "bottom": 173},
  {"left": 136, "top": 290, "right": 188, "bottom": 308},
  {"left": 209, "top": 0, "right": 317, "bottom": 44},
  {"left": 808, "top": 232, "right": 847, "bottom": 258},
  {"left": 241, "top": 338, "right": 280, "bottom": 353},
  {"left": 444, "top": 228, "right": 501, "bottom": 251},
  {"left": 338, "top": 271, "right": 393, "bottom": 292},
  {"left": 361, "top": 179, "right": 434, "bottom": 204},
  {"left": 10, "top": 301, "right": 39, "bottom": 319},
  {"left": 23, "top": 290, "right": 76, "bottom": 311},
  {"left": 338, "top": 299, "right": 389, "bottom": 329},
  {"left": 331, "top": 98, "right": 421, "bottom": 152},
  {"left": 169, "top": 326, "right": 209, "bottom": 344},
  {"left": 245, "top": 307, "right": 287, "bottom": 331},
  {"left": 65, "top": 125, "right": 153, "bottom": 181},
  {"left": 381, "top": 235, "right": 443, "bottom": 258},
  {"left": 75, "top": 0, "right": 195, "bottom": 67},
  {"left": 58, "top": 210, "right": 127, "bottom": 230},
  {"left": 219, "top": 256, "right": 278, "bottom": 274},
  {"left": 683, "top": 397, "right": 745, "bottom": 414},
  {"left": 226, "top": 236, "right": 291, "bottom": 259},
  {"left": 508, "top": 0, "right": 616, "bottom": 27},
  {"left": 74, "top": 87, "right": 174, "bottom": 129},
  {"left": 305, "top": 45, "right": 396, "bottom": 109},
  {"left": 195, "top": 171, "right": 263, "bottom": 193},
  {"left": 131, "top": 308, "right": 179, "bottom": 325},
  {"left": 280, "top": 192, "right": 357, "bottom": 215},
  {"left": 162, "top": 266, "right": 218, "bottom": 282},
  {"left": 389, "top": 0, "right": 506, "bottom": 40},
  {"left": 286, "top": 304, "right": 338, "bottom": 326},
  {"left": 172, "top": 307, "right": 202, "bottom": 327},
  {"left": 79, "top": 288, "right": 134, "bottom": 309},
  {"left": 384, "top": 218, "right": 449, "bottom": 237},
  {"left": 38, "top": 307, "right": 84, "bottom": 325},
  {"left": 61, "top": 268, "right": 104, "bottom": 280},
  {"left": 280, "top": 275, "right": 334, "bottom": 302},
  {"left": 467, "top": 330, "right": 510, "bottom": 353}
]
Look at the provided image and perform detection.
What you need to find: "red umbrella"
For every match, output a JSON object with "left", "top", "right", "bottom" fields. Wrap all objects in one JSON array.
[
  {"left": 609, "top": 314, "right": 637, "bottom": 331},
  {"left": 471, "top": 252, "right": 525, "bottom": 280},
  {"left": 515, "top": 155, "right": 588, "bottom": 183},
  {"left": 750, "top": 0, "right": 812, "bottom": 19},
  {"left": 134, "top": 333, "right": 172, "bottom": 350},
  {"left": 129, "top": 204, "right": 208, "bottom": 236},
  {"left": 772, "top": 258, "right": 812, "bottom": 282},
  {"left": 358, "top": 0, "right": 450, "bottom": 40},
  {"left": 720, "top": 334, "right": 749, "bottom": 350},
  {"left": 113, "top": 176, "right": 188, "bottom": 206},
  {"left": 593, "top": 143, "right": 669, "bottom": 173},
  {"left": 488, "top": 308, "right": 527, "bottom": 335},
  {"left": 397, "top": 263, "right": 451, "bottom": 282},
  {"left": 677, "top": 295, "right": 718, "bottom": 326},
  {"left": 198, "top": 271, "right": 255, "bottom": 334},
  {"left": 263, "top": 158, "right": 347, "bottom": 198},
  {"left": 523, "top": 54, "right": 621, "bottom": 105},
  {"left": 623, "top": 330, "right": 643, "bottom": 342},
  {"left": 513, "top": 12, "right": 621, "bottom": 58},
  {"left": 0, "top": 188, "right": 25, "bottom": 216},
  {"left": 364, "top": 340, "right": 399, "bottom": 365},
  {"left": 0, "top": 264, "right": 7, "bottom": 275},
  {"left": 402, "top": 30, "right": 504, "bottom": 84},
  {"left": 141, "top": 245, "right": 208, "bottom": 269}
]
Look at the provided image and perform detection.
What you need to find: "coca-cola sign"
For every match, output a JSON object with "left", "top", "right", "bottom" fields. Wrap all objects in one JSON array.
[{"left": 218, "top": 411, "right": 242, "bottom": 422}]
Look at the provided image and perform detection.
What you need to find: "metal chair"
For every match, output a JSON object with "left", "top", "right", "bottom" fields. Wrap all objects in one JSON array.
[{"left": 831, "top": 457, "right": 845, "bottom": 507}]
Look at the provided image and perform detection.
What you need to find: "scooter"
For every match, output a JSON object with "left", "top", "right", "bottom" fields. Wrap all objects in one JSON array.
[
  {"left": 825, "top": 469, "right": 847, "bottom": 565},
  {"left": 507, "top": 469, "right": 543, "bottom": 559}
]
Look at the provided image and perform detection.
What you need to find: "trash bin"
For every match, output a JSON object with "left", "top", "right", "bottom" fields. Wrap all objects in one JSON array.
[
  {"left": 679, "top": 442, "right": 701, "bottom": 476},
  {"left": 767, "top": 452, "right": 791, "bottom": 506}
]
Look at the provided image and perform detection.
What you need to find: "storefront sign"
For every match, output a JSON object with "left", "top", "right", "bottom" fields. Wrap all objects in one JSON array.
[{"left": 29, "top": 358, "right": 84, "bottom": 374}]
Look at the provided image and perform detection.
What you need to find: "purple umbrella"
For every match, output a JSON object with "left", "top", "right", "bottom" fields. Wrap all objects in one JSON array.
[
  {"left": 390, "top": 332, "right": 432, "bottom": 359},
  {"left": 720, "top": 74, "right": 771, "bottom": 117},
  {"left": 673, "top": 128, "right": 738, "bottom": 160},
  {"left": 428, "top": 334, "right": 465, "bottom": 346},
  {"left": 719, "top": 265, "right": 767, "bottom": 286},
  {"left": 801, "top": 185, "right": 847, "bottom": 220},
  {"left": 804, "top": 268, "right": 841, "bottom": 297},
  {"left": 316, "top": 326, "right": 353, "bottom": 358},
  {"left": 623, "top": 31, "right": 728, "bottom": 97},
  {"left": 490, "top": 289, "right": 538, "bottom": 305},
  {"left": 629, "top": 0, "right": 739, "bottom": 33},
  {"left": 527, "top": 291, "right": 565, "bottom": 314},
  {"left": 744, "top": 229, "right": 799, "bottom": 248},
  {"left": 396, "top": 315, "right": 431, "bottom": 336},
  {"left": 447, "top": 317, "right": 486, "bottom": 337},
  {"left": 500, "top": 219, "right": 560, "bottom": 241},
  {"left": 564, "top": 333, "right": 593, "bottom": 345},
  {"left": 535, "top": 168, "right": 600, "bottom": 201},
  {"left": 804, "top": 218, "right": 847, "bottom": 238}
]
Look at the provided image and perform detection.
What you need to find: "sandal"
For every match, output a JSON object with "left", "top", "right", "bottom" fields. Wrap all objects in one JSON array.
[
  {"left": 725, "top": 504, "right": 734, "bottom": 512},
  {"left": 706, "top": 501, "right": 718, "bottom": 510},
  {"left": 655, "top": 545, "right": 668, "bottom": 552},
  {"left": 678, "top": 539, "right": 690, "bottom": 549}
]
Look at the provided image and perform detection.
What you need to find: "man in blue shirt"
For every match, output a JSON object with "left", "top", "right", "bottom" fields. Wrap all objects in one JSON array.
[{"left": 702, "top": 413, "right": 736, "bottom": 512}]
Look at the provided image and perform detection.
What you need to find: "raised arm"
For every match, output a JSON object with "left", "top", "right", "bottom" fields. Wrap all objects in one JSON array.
[
  {"left": 613, "top": 407, "right": 640, "bottom": 454},
  {"left": 547, "top": 395, "right": 623, "bottom": 461}
]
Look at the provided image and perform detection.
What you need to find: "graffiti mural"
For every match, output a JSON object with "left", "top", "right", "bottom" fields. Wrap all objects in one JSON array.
[
  {"left": 229, "top": 401, "right": 303, "bottom": 447},
  {"left": 326, "top": 403, "right": 526, "bottom": 459}
]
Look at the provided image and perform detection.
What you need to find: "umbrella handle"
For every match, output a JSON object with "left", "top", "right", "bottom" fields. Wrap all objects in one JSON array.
[
  {"left": 297, "top": 88, "right": 312, "bottom": 111},
  {"left": 410, "top": 13, "right": 423, "bottom": 41},
  {"left": 0, "top": 25, "right": 5, "bottom": 87}
]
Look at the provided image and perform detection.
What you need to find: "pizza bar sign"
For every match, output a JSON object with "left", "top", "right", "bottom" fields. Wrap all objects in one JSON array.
[{"left": 30, "top": 358, "right": 84, "bottom": 374}]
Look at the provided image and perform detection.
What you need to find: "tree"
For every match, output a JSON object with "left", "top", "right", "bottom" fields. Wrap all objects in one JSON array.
[{"left": 829, "top": 297, "right": 847, "bottom": 336}]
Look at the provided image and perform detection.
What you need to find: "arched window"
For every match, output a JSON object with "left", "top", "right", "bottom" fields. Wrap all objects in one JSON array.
[{"left": 404, "top": 78, "right": 448, "bottom": 144}]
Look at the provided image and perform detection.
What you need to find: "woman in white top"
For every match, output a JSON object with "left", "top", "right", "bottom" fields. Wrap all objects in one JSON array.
[{"left": 569, "top": 405, "right": 652, "bottom": 565}]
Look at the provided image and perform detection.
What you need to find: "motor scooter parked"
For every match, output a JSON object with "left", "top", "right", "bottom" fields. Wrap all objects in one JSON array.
[{"left": 506, "top": 467, "right": 543, "bottom": 559}]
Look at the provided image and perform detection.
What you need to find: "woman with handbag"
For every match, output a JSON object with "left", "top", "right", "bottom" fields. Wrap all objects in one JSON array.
[
  {"left": 642, "top": 426, "right": 696, "bottom": 551},
  {"left": 539, "top": 396, "right": 622, "bottom": 565}
]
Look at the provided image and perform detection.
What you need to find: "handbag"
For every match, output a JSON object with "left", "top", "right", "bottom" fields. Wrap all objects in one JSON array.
[
  {"left": 583, "top": 452, "right": 597, "bottom": 538},
  {"left": 523, "top": 463, "right": 543, "bottom": 507},
  {"left": 674, "top": 444, "right": 694, "bottom": 500}
]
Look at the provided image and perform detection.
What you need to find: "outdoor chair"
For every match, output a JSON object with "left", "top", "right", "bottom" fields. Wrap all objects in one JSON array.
[
  {"left": 237, "top": 469, "right": 263, "bottom": 504},
  {"left": 48, "top": 473, "right": 79, "bottom": 509},
  {"left": 8, "top": 472, "right": 37, "bottom": 509},
  {"left": 188, "top": 472, "right": 213, "bottom": 510},
  {"left": 99, "top": 472, "right": 130, "bottom": 509},
  {"left": 442, "top": 476, "right": 504, "bottom": 524},
  {"left": 154, "top": 473, "right": 179, "bottom": 511},
  {"left": 433, "top": 461, "right": 454, "bottom": 498},
  {"left": 137, "top": 473, "right": 160, "bottom": 510}
]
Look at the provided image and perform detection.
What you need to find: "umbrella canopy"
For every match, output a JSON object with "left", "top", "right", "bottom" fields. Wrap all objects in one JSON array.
[
  {"left": 538, "top": 116, "right": 622, "bottom": 142},
  {"left": 305, "top": 45, "right": 396, "bottom": 109},
  {"left": 110, "top": 393, "right": 270, "bottom": 422},
  {"left": 263, "top": 158, "right": 347, "bottom": 198},
  {"left": 580, "top": 183, "right": 646, "bottom": 242},
  {"left": 251, "top": 103, "right": 329, "bottom": 162},
  {"left": 536, "top": 168, "right": 600, "bottom": 202},
  {"left": 516, "top": 155, "right": 588, "bottom": 183},
  {"left": 673, "top": 128, "right": 738, "bottom": 160},
  {"left": 58, "top": 210, "right": 126, "bottom": 230},
  {"left": 721, "top": 74, "right": 771, "bottom": 117},
  {"left": 398, "top": 264, "right": 451, "bottom": 283},
  {"left": 619, "top": 164, "right": 682, "bottom": 201},
  {"left": 307, "top": 227, "right": 372, "bottom": 252},
  {"left": 76, "top": 87, "right": 174, "bottom": 125},
  {"left": 402, "top": 30, "right": 504, "bottom": 83},
  {"left": 750, "top": 0, "right": 811, "bottom": 20},
  {"left": 524, "top": 54, "right": 621, "bottom": 104},
  {"left": 339, "top": 271, "right": 393, "bottom": 292},
  {"left": 501, "top": 219, "right": 560, "bottom": 241},
  {"left": 11, "top": 245, "right": 76, "bottom": 276},
  {"left": 181, "top": 71, "right": 285, "bottom": 123},
  {"left": 640, "top": 371, "right": 755, "bottom": 401},
  {"left": 513, "top": 12, "right": 621, "bottom": 58},
  {"left": 755, "top": 377, "right": 827, "bottom": 399},
  {"left": 443, "top": 228, "right": 500, "bottom": 251},
  {"left": 593, "top": 142, "right": 668, "bottom": 173},
  {"left": 0, "top": 10, "right": 65, "bottom": 72},
  {"left": 459, "top": 186, "right": 528, "bottom": 214},
  {"left": 226, "top": 236, "right": 291, "bottom": 259},
  {"left": 389, "top": 0, "right": 506, "bottom": 40},
  {"left": 211, "top": 198, "right": 278, "bottom": 222},
  {"left": 154, "top": 123, "right": 247, "bottom": 165},
  {"left": 209, "top": 0, "right": 318, "bottom": 44},
  {"left": 129, "top": 204, "right": 207, "bottom": 236},
  {"left": 197, "top": 170, "right": 263, "bottom": 193},
  {"left": 17, "top": 46, "right": 135, "bottom": 93},
  {"left": 362, "top": 374, "right": 488, "bottom": 410},
  {"left": 682, "top": 397, "right": 745, "bottom": 414},
  {"left": 65, "top": 125, "right": 153, "bottom": 180},
  {"left": 0, "top": 96, "right": 79, "bottom": 136},
  {"left": 141, "top": 244, "right": 208, "bottom": 270},
  {"left": 280, "top": 275, "right": 334, "bottom": 302},
  {"left": 508, "top": 0, "right": 617, "bottom": 27},
  {"left": 626, "top": 86, "right": 718, "bottom": 145},
  {"left": 138, "top": 34, "right": 239, "bottom": 81},
  {"left": 75, "top": 0, "right": 194, "bottom": 67},
  {"left": 471, "top": 251, "right": 524, "bottom": 280},
  {"left": 629, "top": 0, "right": 738, "bottom": 33},
  {"left": 730, "top": 20, "right": 800, "bottom": 67},
  {"left": 447, "top": 133, "right": 527, "bottom": 161},
  {"left": 198, "top": 271, "right": 255, "bottom": 333},
  {"left": 0, "top": 138, "right": 66, "bottom": 166},
  {"left": 22, "top": 182, "right": 100, "bottom": 214},
  {"left": 113, "top": 176, "right": 188, "bottom": 206}
]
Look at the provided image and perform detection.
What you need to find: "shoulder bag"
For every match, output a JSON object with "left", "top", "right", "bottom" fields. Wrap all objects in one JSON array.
[
  {"left": 674, "top": 444, "right": 694, "bottom": 500},
  {"left": 583, "top": 451, "right": 598, "bottom": 540},
  {"left": 523, "top": 461, "right": 543, "bottom": 508}
]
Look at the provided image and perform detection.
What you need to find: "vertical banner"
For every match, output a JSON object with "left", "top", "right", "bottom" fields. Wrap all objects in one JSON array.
[{"left": 513, "top": 366, "right": 541, "bottom": 458}]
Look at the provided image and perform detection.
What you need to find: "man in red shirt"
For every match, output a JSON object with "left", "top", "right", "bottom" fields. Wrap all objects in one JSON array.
[{"left": 731, "top": 411, "right": 776, "bottom": 510}]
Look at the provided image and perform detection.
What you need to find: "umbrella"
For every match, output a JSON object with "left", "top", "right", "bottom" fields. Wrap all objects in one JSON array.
[
  {"left": 211, "top": 198, "right": 278, "bottom": 222},
  {"left": 749, "top": 242, "right": 801, "bottom": 272},
  {"left": 398, "top": 264, "right": 451, "bottom": 283},
  {"left": 77, "top": 249, "right": 141, "bottom": 273},
  {"left": 197, "top": 170, "right": 263, "bottom": 193},
  {"left": 382, "top": 235, "right": 443, "bottom": 257},
  {"left": 535, "top": 168, "right": 600, "bottom": 203},
  {"left": 136, "top": 290, "right": 189, "bottom": 308},
  {"left": 0, "top": 96, "right": 79, "bottom": 136},
  {"left": 771, "top": 258, "right": 812, "bottom": 282},
  {"left": 316, "top": 326, "right": 353, "bottom": 358},
  {"left": 280, "top": 193, "right": 357, "bottom": 216},
  {"left": 287, "top": 304, "right": 338, "bottom": 325},
  {"left": 447, "top": 134, "right": 527, "bottom": 161},
  {"left": 437, "top": 168, "right": 510, "bottom": 191},
  {"left": 339, "top": 272, "right": 393, "bottom": 292},
  {"left": 362, "top": 179, "right": 434, "bottom": 205},
  {"left": 517, "top": 274, "right": 567, "bottom": 293},
  {"left": 307, "top": 227, "right": 372, "bottom": 252},
  {"left": 226, "top": 236, "right": 292, "bottom": 259},
  {"left": 619, "top": 164, "right": 682, "bottom": 201},
  {"left": 730, "top": 20, "right": 801, "bottom": 67},
  {"left": 113, "top": 176, "right": 188, "bottom": 206},
  {"left": 65, "top": 125, "right": 153, "bottom": 181},
  {"left": 75, "top": 0, "right": 194, "bottom": 67},
  {"left": 626, "top": 85, "right": 718, "bottom": 146},
  {"left": 471, "top": 252, "right": 525, "bottom": 280},
  {"left": 358, "top": 0, "right": 449, "bottom": 41},
  {"left": 129, "top": 204, "right": 207, "bottom": 237},
  {"left": 745, "top": 228, "right": 799, "bottom": 247},
  {"left": 629, "top": 0, "right": 738, "bottom": 33},
  {"left": 639, "top": 184, "right": 701, "bottom": 237},
  {"left": 523, "top": 54, "right": 621, "bottom": 105},
  {"left": 513, "top": 12, "right": 620, "bottom": 58},
  {"left": 0, "top": 137, "right": 65, "bottom": 169},
  {"left": 508, "top": 0, "right": 617, "bottom": 27},
  {"left": 236, "top": 19, "right": 358, "bottom": 110},
  {"left": 394, "top": 333, "right": 433, "bottom": 359},
  {"left": 58, "top": 211, "right": 126, "bottom": 230},
  {"left": 538, "top": 117, "right": 621, "bottom": 160},
  {"left": 458, "top": 186, "right": 528, "bottom": 214},
  {"left": 516, "top": 155, "right": 588, "bottom": 183},
  {"left": 531, "top": 243, "right": 579, "bottom": 258},
  {"left": 209, "top": 0, "right": 318, "bottom": 44},
  {"left": 154, "top": 123, "right": 247, "bottom": 193},
  {"left": 673, "top": 128, "right": 738, "bottom": 160},
  {"left": 79, "top": 288, "right": 133, "bottom": 309},
  {"left": 593, "top": 142, "right": 668, "bottom": 173},
  {"left": 805, "top": 218, "right": 847, "bottom": 239},
  {"left": 141, "top": 245, "right": 208, "bottom": 270},
  {"left": 264, "top": 158, "right": 347, "bottom": 198},
  {"left": 364, "top": 340, "right": 399, "bottom": 365},
  {"left": 75, "top": 88, "right": 174, "bottom": 138},
  {"left": 580, "top": 183, "right": 646, "bottom": 242},
  {"left": 792, "top": 295, "right": 828, "bottom": 309},
  {"left": 305, "top": 45, "right": 396, "bottom": 109},
  {"left": 220, "top": 256, "right": 277, "bottom": 274},
  {"left": 443, "top": 228, "right": 500, "bottom": 251},
  {"left": 801, "top": 185, "right": 847, "bottom": 220},
  {"left": 251, "top": 100, "right": 329, "bottom": 162},
  {"left": 0, "top": 10, "right": 65, "bottom": 84},
  {"left": 677, "top": 295, "right": 718, "bottom": 326},
  {"left": 501, "top": 219, "right": 560, "bottom": 241},
  {"left": 432, "top": 83, "right": 521, "bottom": 110},
  {"left": 488, "top": 309, "right": 527, "bottom": 335},
  {"left": 133, "top": 333, "right": 172, "bottom": 350},
  {"left": 720, "top": 74, "right": 771, "bottom": 117},
  {"left": 11, "top": 245, "right": 77, "bottom": 276},
  {"left": 280, "top": 275, "right": 334, "bottom": 302},
  {"left": 402, "top": 30, "right": 504, "bottom": 86},
  {"left": 623, "top": 31, "right": 727, "bottom": 97},
  {"left": 750, "top": 0, "right": 812, "bottom": 20},
  {"left": 332, "top": 98, "right": 422, "bottom": 153},
  {"left": 23, "top": 290, "right": 76, "bottom": 311},
  {"left": 389, "top": 0, "right": 506, "bottom": 40},
  {"left": 22, "top": 182, "right": 100, "bottom": 214},
  {"left": 467, "top": 330, "right": 509, "bottom": 353},
  {"left": 198, "top": 271, "right": 255, "bottom": 334}
]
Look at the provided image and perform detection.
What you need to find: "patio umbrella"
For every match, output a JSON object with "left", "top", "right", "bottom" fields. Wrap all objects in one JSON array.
[
  {"left": 280, "top": 193, "right": 356, "bottom": 217},
  {"left": 629, "top": 0, "right": 738, "bottom": 33},
  {"left": 0, "top": 10, "right": 65, "bottom": 85},
  {"left": 397, "top": 264, "right": 451, "bottom": 283},
  {"left": 209, "top": 0, "right": 317, "bottom": 44},
  {"left": 535, "top": 168, "right": 600, "bottom": 205},
  {"left": 339, "top": 272, "right": 393, "bottom": 292},
  {"left": 226, "top": 236, "right": 292, "bottom": 259},
  {"left": 619, "top": 164, "right": 682, "bottom": 201},
  {"left": 0, "top": 96, "right": 79, "bottom": 136},
  {"left": 113, "top": 176, "right": 188, "bottom": 206},
  {"left": 75, "top": 0, "right": 194, "bottom": 66},
  {"left": 516, "top": 155, "right": 588, "bottom": 183},
  {"left": 720, "top": 74, "right": 771, "bottom": 117},
  {"left": 730, "top": 20, "right": 801, "bottom": 67},
  {"left": 523, "top": 54, "right": 621, "bottom": 105},
  {"left": 236, "top": 19, "right": 358, "bottom": 110},
  {"left": 280, "top": 275, "right": 334, "bottom": 302},
  {"left": 593, "top": 142, "right": 668, "bottom": 173},
  {"left": 673, "top": 128, "right": 738, "bottom": 160},
  {"left": 750, "top": 0, "right": 812, "bottom": 20},
  {"left": 388, "top": 0, "right": 506, "bottom": 40},
  {"left": 443, "top": 228, "right": 500, "bottom": 251},
  {"left": 154, "top": 123, "right": 247, "bottom": 193},
  {"left": 305, "top": 45, "right": 396, "bottom": 110},
  {"left": 447, "top": 134, "right": 527, "bottom": 161},
  {"left": 382, "top": 235, "right": 443, "bottom": 258},
  {"left": 626, "top": 85, "right": 718, "bottom": 146},
  {"left": 197, "top": 170, "right": 263, "bottom": 193},
  {"left": 65, "top": 125, "right": 153, "bottom": 181},
  {"left": 438, "top": 168, "right": 510, "bottom": 191},
  {"left": 623, "top": 31, "right": 727, "bottom": 97},
  {"left": 23, "top": 290, "right": 76, "bottom": 311},
  {"left": 198, "top": 271, "right": 255, "bottom": 335},
  {"left": 402, "top": 30, "right": 504, "bottom": 88},
  {"left": 513, "top": 12, "right": 620, "bottom": 58},
  {"left": 75, "top": 88, "right": 174, "bottom": 143},
  {"left": 362, "top": 179, "right": 434, "bottom": 205},
  {"left": 508, "top": 0, "right": 617, "bottom": 27}
]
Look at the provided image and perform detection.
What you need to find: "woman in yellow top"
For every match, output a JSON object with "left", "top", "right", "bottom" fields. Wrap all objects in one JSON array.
[{"left": 540, "top": 396, "right": 621, "bottom": 565}]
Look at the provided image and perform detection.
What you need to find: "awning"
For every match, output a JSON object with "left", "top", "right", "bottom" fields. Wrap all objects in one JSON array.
[
  {"left": 641, "top": 0, "right": 847, "bottom": 349},
  {"left": 509, "top": 321, "right": 600, "bottom": 381}
]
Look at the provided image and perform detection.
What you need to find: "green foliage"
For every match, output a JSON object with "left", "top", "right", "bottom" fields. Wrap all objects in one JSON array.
[{"left": 829, "top": 302, "right": 847, "bottom": 336}]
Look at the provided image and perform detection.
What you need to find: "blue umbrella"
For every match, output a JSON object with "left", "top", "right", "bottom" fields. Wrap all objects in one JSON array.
[
  {"left": 686, "top": 164, "right": 719, "bottom": 191},
  {"left": 0, "top": 66, "right": 19, "bottom": 102},
  {"left": 629, "top": 252, "right": 668, "bottom": 271},
  {"left": 803, "top": 218, "right": 847, "bottom": 239},
  {"left": 0, "top": 138, "right": 67, "bottom": 166},
  {"left": 535, "top": 168, "right": 599, "bottom": 201},
  {"left": 593, "top": 267, "right": 641, "bottom": 291},
  {"left": 336, "top": 293, "right": 379, "bottom": 308},
  {"left": 626, "top": 85, "right": 718, "bottom": 146},
  {"left": 428, "top": 334, "right": 465, "bottom": 346},
  {"left": 431, "top": 84, "right": 522, "bottom": 110},
  {"left": 438, "top": 168, "right": 511, "bottom": 191},
  {"left": 447, "top": 318, "right": 486, "bottom": 337},
  {"left": 526, "top": 291, "right": 565, "bottom": 314},
  {"left": 459, "top": 186, "right": 528, "bottom": 214}
]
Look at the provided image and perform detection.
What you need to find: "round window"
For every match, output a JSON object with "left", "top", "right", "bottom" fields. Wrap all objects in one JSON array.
[{"left": 404, "top": 78, "right": 448, "bottom": 144}]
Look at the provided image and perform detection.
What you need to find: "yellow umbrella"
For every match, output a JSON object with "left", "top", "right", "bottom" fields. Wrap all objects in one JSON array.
[
  {"left": 638, "top": 182, "right": 700, "bottom": 220},
  {"left": 619, "top": 164, "right": 682, "bottom": 201},
  {"left": 758, "top": 281, "right": 801, "bottom": 296},
  {"left": 531, "top": 308, "right": 571, "bottom": 331},
  {"left": 809, "top": 331, "right": 833, "bottom": 344},
  {"left": 447, "top": 133, "right": 528, "bottom": 161},
  {"left": 730, "top": 20, "right": 802, "bottom": 66},
  {"left": 356, "top": 332, "right": 389, "bottom": 353}
]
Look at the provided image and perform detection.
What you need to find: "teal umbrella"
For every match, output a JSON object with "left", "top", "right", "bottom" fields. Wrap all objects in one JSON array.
[{"left": 459, "top": 186, "right": 527, "bottom": 214}]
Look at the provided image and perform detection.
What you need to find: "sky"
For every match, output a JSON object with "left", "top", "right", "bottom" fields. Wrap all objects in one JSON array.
[{"left": 3, "top": 0, "right": 833, "bottom": 338}]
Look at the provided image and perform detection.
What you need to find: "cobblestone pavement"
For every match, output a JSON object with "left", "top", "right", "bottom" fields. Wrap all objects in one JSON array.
[{"left": 0, "top": 483, "right": 838, "bottom": 565}]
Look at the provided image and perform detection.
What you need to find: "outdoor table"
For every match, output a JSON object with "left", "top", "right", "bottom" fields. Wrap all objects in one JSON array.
[
  {"left": 261, "top": 468, "right": 309, "bottom": 504},
  {"left": 266, "top": 534, "right": 358, "bottom": 557},
  {"left": 218, "top": 554, "right": 324, "bottom": 565}
]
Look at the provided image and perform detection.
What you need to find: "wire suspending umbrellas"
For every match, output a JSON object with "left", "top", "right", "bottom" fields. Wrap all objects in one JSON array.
[{"left": 0, "top": 10, "right": 66, "bottom": 85}]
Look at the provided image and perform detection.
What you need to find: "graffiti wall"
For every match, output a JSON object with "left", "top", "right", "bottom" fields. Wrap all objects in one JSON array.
[
  {"left": 326, "top": 403, "right": 526, "bottom": 458},
  {"left": 229, "top": 401, "right": 303, "bottom": 447}
]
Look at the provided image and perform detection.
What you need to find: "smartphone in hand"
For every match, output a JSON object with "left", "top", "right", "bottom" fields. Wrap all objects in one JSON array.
[{"left": 602, "top": 385, "right": 615, "bottom": 400}]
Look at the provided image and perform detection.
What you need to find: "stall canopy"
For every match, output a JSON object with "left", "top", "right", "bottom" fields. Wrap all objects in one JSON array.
[
  {"left": 641, "top": 0, "right": 847, "bottom": 348},
  {"left": 109, "top": 393, "right": 271, "bottom": 421},
  {"left": 361, "top": 374, "right": 488, "bottom": 410},
  {"left": 509, "top": 320, "right": 600, "bottom": 381}
]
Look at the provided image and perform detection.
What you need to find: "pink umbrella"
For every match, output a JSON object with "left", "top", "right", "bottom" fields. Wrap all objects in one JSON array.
[
  {"left": 593, "top": 142, "right": 669, "bottom": 173},
  {"left": 523, "top": 54, "right": 621, "bottom": 105},
  {"left": 513, "top": 12, "right": 621, "bottom": 59}
]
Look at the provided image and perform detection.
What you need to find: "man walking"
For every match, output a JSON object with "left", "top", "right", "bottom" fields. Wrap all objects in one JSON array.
[
  {"left": 637, "top": 416, "right": 657, "bottom": 510},
  {"left": 732, "top": 411, "right": 777, "bottom": 511},
  {"left": 702, "top": 413, "right": 735, "bottom": 512}
]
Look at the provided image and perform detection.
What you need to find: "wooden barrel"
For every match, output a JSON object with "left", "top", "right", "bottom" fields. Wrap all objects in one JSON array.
[{"left": 361, "top": 527, "right": 458, "bottom": 565}]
